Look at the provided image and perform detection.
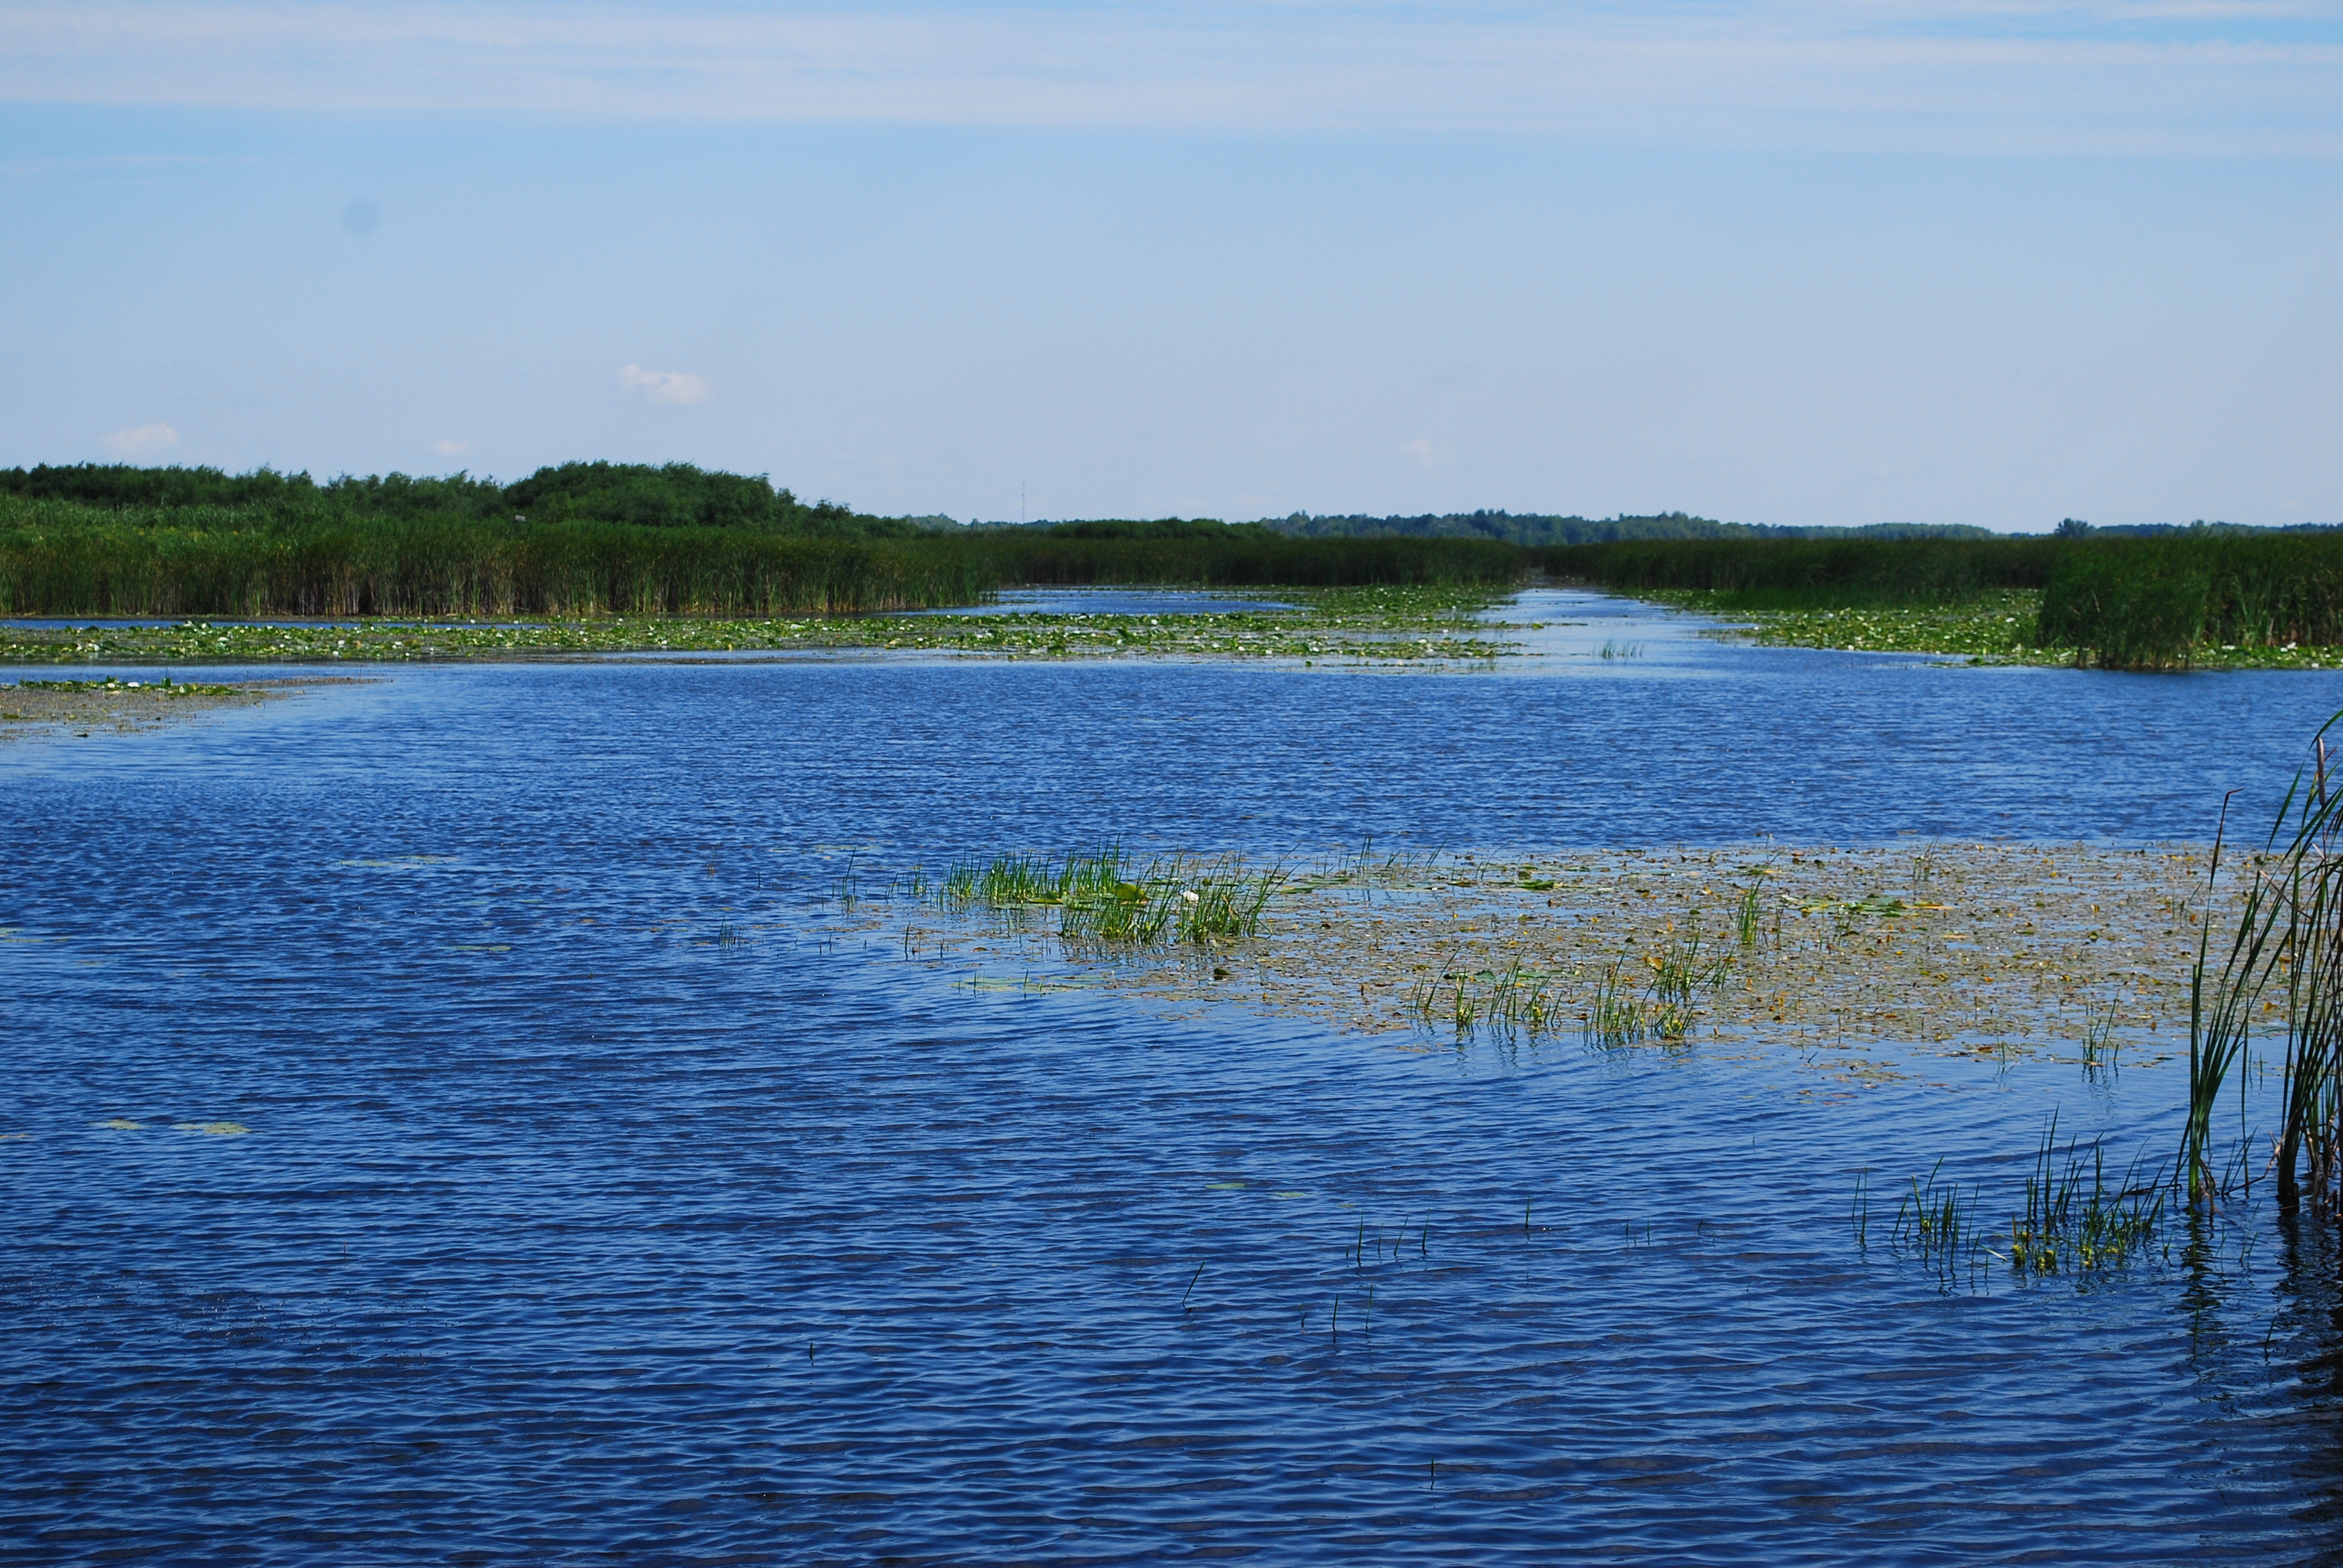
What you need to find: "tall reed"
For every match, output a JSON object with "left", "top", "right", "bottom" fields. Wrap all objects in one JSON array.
[{"left": 2183, "top": 718, "right": 2343, "bottom": 1205}]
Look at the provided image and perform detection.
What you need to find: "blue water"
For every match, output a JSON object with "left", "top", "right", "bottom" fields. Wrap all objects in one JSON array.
[
  {"left": 7, "top": 590, "right": 2343, "bottom": 1563},
  {"left": 903, "top": 587, "right": 1301, "bottom": 616}
]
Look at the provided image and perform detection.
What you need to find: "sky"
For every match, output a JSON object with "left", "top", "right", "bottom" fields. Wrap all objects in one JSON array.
[{"left": 2, "top": 2, "right": 2339, "bottom": 529}]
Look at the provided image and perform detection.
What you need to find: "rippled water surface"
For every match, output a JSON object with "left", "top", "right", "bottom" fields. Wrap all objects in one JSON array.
[{"left": 10, "top": 590, "right": 2343, "bottom": 1564}]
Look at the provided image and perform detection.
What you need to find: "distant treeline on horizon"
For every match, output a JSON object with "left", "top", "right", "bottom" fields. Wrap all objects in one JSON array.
[{"left": 5, "top": 462, "right": 2332, "bottom": 540}]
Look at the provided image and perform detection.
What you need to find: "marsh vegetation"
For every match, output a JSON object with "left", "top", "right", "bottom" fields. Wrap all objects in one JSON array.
[
  {"left": 8, "top": 463, "right": 2338, "bottom": 672},
  {"left": 824, "top": 838, "right": 2220, "bottom": 1082},
  {"left": 1543, "top": 534, "right": 2343, "bottom": 670}
]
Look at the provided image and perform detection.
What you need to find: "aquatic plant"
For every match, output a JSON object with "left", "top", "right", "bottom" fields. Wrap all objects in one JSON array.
[
  {"left": 1892, "top": 1158, "right": 1979, "bottom": 1269},
  {"left": 1648, "top": 914, "right": 1731, "bottom": 1008},
  {"left": 1581, "top": 960, "right": 1637, "bottom": 1047},
  {"left": 1412, "top": 956, "right": 1567, "bottom": 1037},
  {"left": 1579, "top": 915, "right": 1732, "bottom": 1048},
  {"left": 2082, "top": 1002, "right": 2120, "bottom": 1079},
  {"left": 1734, "top": 875, "right": 1768, "bottom": 950}
]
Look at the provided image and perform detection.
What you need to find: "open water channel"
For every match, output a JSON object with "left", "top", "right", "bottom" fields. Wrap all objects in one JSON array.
[{"left": 8, "top": 590, "right": 2343, "bottom": 1563}]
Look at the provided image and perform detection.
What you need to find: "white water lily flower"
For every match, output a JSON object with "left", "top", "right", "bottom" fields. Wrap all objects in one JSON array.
[{"left": 1182, "top": 890, "right": 1201, "bottom": 903}]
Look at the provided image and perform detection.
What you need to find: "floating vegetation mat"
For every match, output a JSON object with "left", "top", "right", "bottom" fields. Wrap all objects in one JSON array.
[
  {"left": 0, "top": 675, "right": 358, "bottom": 739},
  {"left": 0, "top": 586, "right": 1521, "bottom": 667},
  {"left": 868, "top": 841, "right": 2222, "bottom": 1077}
]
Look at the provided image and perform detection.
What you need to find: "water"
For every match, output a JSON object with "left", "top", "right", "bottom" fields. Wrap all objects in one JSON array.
[
  {"left": 905, "top": 586, "right": 1301, "bottom": 616},
  {"left": 7, "top": 590, "right": 2343, "bottom": 1563}
]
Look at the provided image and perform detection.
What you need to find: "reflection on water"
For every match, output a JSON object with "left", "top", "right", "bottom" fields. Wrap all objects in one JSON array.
[{"left": 5, "top": 602, "right": 2343, "bottom": 1562}]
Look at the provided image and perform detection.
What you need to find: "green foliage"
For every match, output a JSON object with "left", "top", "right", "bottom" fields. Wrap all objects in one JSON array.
[
  {"left": 1036, "top": 518, "right": 1275, "bottom": 541},
  {"left": 0, "top": 460, "right": 892, "bottom": 536},
  {"left": 502, "top": 460, "right": 866, "bottom": 533}
]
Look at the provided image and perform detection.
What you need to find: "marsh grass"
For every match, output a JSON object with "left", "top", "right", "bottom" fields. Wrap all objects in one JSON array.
[
  {"left": 1734, "top": 875, "right": 1768, "bottom": 950},
  {"left": 1414, "top": 956, "right": 1568, "bottom": 1036},
  {"left": 935, "top": 846, "right": 1284, "bottom": 948},
  {"left": 1893, "top": 1159, "right": 1980, "bottom": 1270},
  {"left": 1585, "top": 960, "right": 1654, "bottom": 1047},
  {"left": 1578, "top": 918, "right": 1732, "bottom": 1047},
  {"left": 2083, "top": 1002, "right": 2122, "bottom": 1079},
  {"left": 2008, "top": 1116, "right": 2165, "bottom": 1274}
]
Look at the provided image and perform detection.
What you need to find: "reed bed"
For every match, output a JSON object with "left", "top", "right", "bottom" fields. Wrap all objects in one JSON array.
[
  {"left": 0, "top": 514, "right": 999, "bottom": 618},
  {"left": 1536, "top": 535, "right": 2056, "bottom": 606},
  {"left": 1545, "top": 534, "right": 2343, "bottom": 670},
  {"left": 0, "top": 490, "right": 1525, "bottom": 621}
]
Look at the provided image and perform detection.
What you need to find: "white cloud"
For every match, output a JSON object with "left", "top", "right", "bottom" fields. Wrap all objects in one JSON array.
[
  {"left": 0, "top": 1, "right": 2338, "bottom": 154},
  {"left": 103, "top": 422, "right": 178, "bottom": 456},
  {"left": 1399, "top": 439, "right": 1451, "bottom": 468},
  {"left": 619, "top": 364, "right": 713, "bottom": 407},
  {"left": 430, "top": 437, "right": 472, "bottom": 457}
]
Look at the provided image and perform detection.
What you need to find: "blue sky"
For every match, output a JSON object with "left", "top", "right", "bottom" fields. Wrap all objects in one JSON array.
[{"left": 3, "top": 2, "right": 2339, "bottom": 528}]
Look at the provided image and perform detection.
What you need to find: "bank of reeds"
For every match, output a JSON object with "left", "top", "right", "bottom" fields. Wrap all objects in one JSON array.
[
  {"left": 1535, "top": 535, "right": 2056, "bottom": 609},
  {"left": 0, "top": 494, "right": 1525, "bottom": 617},
  {"left": 2037, "top": 534, "right": 2343, "bottom": 670},
  {"left": 1542, "top": 532, "right": 2343, "bottom": 670},
  {"left": 0, "top": 511, "right": 1000, "bottom": 617}
]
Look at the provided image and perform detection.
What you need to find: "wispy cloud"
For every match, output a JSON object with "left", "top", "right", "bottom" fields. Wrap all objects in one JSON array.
[
  {"left": 619, "top": 364, "right": 713, "bottom": 406},
  {"left": 0, "top": 1, "right": 2338, "bottom": 153},
  {"left": 431, "top": 437, "right": 472, "bottom": 457},
  {"left": 103, "top": 421, "right": 178, "bottom": 456}
]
